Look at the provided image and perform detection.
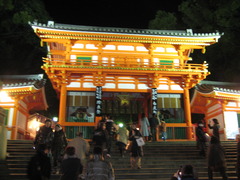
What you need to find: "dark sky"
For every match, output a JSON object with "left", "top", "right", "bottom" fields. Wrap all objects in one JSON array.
[{"left": 43, "top": 0, "right": 182, "bottom": 29}]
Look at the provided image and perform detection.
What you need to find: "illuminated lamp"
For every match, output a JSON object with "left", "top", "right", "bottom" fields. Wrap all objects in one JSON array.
[
  {"left": 53, "top": 117, "right": 58, "bottom": 122},
  {"left": 118, "top": 123, "right": 124, "bottom": 128}
]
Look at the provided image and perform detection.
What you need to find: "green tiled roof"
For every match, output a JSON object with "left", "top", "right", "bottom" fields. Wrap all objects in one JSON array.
[
  {"left": 196, "top": 80, "right": 240, "bottom": 94},
  {"left": 0, "top": 74, "right": 46, "bottom": 89},
  {"left": 30, "top": 21, "right": 223, "bottom": 38}
]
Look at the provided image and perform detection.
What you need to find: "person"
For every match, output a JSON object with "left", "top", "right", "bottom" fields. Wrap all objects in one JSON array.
[
  {"left": 97, "top": 114, "right": 107, "bottom": 128},
  {"left": 159, "top": 119, "right": 167, "bottom": 141},
  {"left": 116, "top": 123, "right": 129, "bottom": 157},
  {"left": 236, "top": 134, "right": 240, "bottom": 180},
  {"left": 208, "top": 118, "right": 220, "bottom": 139},
  {"left": 149, "top": 113, "right": 159, "bottom": 141},
  {"left": 195, "top": 121, "right": 207, "bottom": 157},
  {"left": 140, "top": 113, "right": 150, "bottom": 141},
  {"left": 171, "top": 164, "right": 198, "bottom": 180},
  {"left": 34, "top": 119, "right": 54, "bottom": 150},
  {"left": 67, "top": 132, "right": 90, "bottom": 167},
  {"left": 51, "top": 124, "right": 68, "bottom": 173},
  {"left": 129, "top": 123, "right": 144, "bottom": 169},
  {"left": 105, "top": 115, "right": 118, "bottom": 156},
  {"left": 92, "top": 123, "right": 109, "bottom": 157},
  {"left": 85, "top": 146, "right": 115, "bottom": 180},
  {"left": 27, "top": 144, "right": 51, "bottom": 180},
  {"left": 207, "top": 136, "right": 228, "bottom": 180},
  {"left": 60, "top": 146, "right": 83, "bottom": 180}
]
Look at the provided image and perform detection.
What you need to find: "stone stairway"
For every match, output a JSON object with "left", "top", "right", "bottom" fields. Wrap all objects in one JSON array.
[{"left": 4, "top": 140, "right": 238, "bottom": 180}]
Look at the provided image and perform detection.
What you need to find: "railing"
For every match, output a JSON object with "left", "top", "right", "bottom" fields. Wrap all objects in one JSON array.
[
  {"left": 6, "top": 126, "right": 33, "bottom": 140},
  {"left": 156, "top": 125, "right": 196, "bottom": 141},
  {"left": 43, "top": 58, "right": 208, "bottom": 72}
]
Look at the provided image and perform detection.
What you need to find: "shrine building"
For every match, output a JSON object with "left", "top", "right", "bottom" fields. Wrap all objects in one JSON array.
[
  {"left": 191, "top": 81, "right": 240, "bottom": 140},
  {"left": 31, "top": 21, "right": 222, "bottom": 140},
  {"left": 0, "top": 74, "right": 48, "bottom": 140}
]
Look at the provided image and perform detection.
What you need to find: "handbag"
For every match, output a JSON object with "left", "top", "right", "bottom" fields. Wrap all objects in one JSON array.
[{"left": 136, "top": 137, "right": 145, "bottom": 146}]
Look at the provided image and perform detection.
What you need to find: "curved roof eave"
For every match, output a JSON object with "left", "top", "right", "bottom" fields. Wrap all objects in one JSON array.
[{"left": 30, "top": 21, "right": 223, "bottom": 39}]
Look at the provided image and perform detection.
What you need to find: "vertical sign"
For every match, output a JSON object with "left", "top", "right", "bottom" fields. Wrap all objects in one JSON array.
[
  {"left": 95, "top": 86, "right": 102, "bottom": 116},
  {"left": 152, "top": 88, "right": 158, "bottom": 114}
]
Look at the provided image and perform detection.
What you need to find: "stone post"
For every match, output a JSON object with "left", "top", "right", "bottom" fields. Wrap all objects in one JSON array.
[{"left": 0, "top": 107, "right": 7, "bottom": 160}]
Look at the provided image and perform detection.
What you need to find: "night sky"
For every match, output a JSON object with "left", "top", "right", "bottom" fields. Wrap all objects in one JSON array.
[{"left": 42, "top": 0, "right": 182, "bottom": 29}]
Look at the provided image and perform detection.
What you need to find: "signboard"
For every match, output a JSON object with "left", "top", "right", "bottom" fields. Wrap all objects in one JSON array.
[
  {"left": 95, "top": 86, "right": 102, "bottom": 116},
  {"left": 152, "top": 88, "right": 158, "bottom": 114}
]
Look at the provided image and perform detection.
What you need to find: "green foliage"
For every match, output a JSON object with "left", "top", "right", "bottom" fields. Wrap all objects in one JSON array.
[
  {"left": 149, "top": 0, "right": 240, "bottom": 82},
  {"left": 0, "top": 0, "right": 50, "bottom": 75},
  {"left": 149, "top": 10, "right": 177, "bottom": 30}
]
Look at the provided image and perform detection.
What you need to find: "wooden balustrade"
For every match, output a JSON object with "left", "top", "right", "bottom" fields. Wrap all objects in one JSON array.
[{"left": 43, "top": 58, "right": 208, "bottom": 72}]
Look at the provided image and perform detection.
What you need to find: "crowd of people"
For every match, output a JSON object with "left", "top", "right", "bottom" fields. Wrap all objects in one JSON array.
[{"left": 28, "top": 115, "right": 239, "bottom": 180}]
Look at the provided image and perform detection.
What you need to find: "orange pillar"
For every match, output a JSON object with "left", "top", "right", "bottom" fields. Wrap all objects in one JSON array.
[
  {"left": 11, "top": 100, "right": 18, "bottom": 140},
  {"left": 183, "top": 88, "right": 192, "bottom": 140},
  {"left": 59, "top": 84, "right": 67, "bottom": 125}
]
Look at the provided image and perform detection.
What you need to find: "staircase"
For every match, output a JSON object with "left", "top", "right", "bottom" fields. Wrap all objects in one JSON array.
[{"left": 4, "top": 140, "right": 238, "bottom": 180}]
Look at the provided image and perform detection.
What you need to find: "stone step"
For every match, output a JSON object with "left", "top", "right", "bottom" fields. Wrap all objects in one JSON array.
[{"left": 4, "top": 140, "right": 238, "bottom": 180}]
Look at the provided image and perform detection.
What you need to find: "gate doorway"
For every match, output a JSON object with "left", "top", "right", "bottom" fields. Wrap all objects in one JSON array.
[{"left": 102, "top": 92, "right": 150, "bottom": 126}]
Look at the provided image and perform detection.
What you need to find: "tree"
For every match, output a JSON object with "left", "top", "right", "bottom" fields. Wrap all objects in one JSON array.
[
  {"left": 149, "top": 10, "right": 177, "bottom": 30},
  {"left": 0, "top": 0, "right": 50, "bottom": 75},
  {"left": 149, "top": 0, "right": 240, "bottom": 82},
  {"left": 0, "top": 0, "right": 59, "bottom": 118}
]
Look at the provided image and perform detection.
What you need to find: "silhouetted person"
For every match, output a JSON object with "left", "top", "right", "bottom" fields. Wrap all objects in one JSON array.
[
  {"left": 105, "top": 115, "right": 117, "bottom": 156},
  {"left": 85, "top": 146, "right": 115, "bottom": 180},
  {"left": 67, "top": 132, "right": 90, "bottom": 166},
  {"left": 208, "top": 118, "right": 220, "bottom": 139},
  {"left": 207, "top": 136, "right": 228, "bottom": 180},
  {"left": 92, "top": 123, "right": 109, "bottom": 157},
  {"left": 160, "top": 119, "right": 167, "bottom": 141},
  {"left": 140, "top": 113, "right": 150, "bottom": 141},
  {"left": 51, "top": 124, "right": 67, "bottom": 173},
  {"left": 60, "top": 146, "right": 83, "bottom": 180},
  {"left": 116, "top": 123, "right": 129, "bottom": 157},
  {"left": 27, "top": 144, "right": 51, "bottom": 180},
  {"left": 196, "top": 121, "right": 207, "bottom": 157},
  {"left": 171, "top": 164, "right": 198, "bottom": 180},
  {"left": 129, "top": 123, "right": 143, "bottom": 169},
  {"left": 149, "top": 113, "right": 159, "bottom": 141},
  {"left": 34, "top": 119, "right": 53, "bottom": 150}
]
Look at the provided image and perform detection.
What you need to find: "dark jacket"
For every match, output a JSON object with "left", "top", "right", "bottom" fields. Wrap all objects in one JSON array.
[
  {"left": 34, "top": 126, "right": 53, "bottom": 149},
  {"left": 52, "top": 129, "right": 67, "bottom": 153},
  {"left": 129, "top": 129, "right": 143, "bottom": 157},
  {"left": 27, "top": 151, "right": 51, "bottom": 180},
  {"left": 208, "top": 124, "right": 220, "bottom": 139},
  {"left": 60, "top": 155, "right": 83, "bottom": 180},
  {"left": 149, "top": 117, "right": 159, "bottom": 128},
  {"left": 196, "top": 126, "right": 206, "bottom": 142},
  {"left": 92, "top": 128, "right": 109, "bottom": 148}
]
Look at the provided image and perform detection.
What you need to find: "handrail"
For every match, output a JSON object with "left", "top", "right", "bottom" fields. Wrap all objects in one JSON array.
[
  {"left": 43, "top": 58, "right": 208, "bottom": 72},
  {"left": 156, "top": 125, "right": 196, "bottom": 141},
  {"left": 6, "top": 126, "right": 33, "bottom": 140}
]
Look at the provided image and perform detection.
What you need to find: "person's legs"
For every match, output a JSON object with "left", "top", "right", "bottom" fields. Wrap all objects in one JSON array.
[
  {"left": 137, "top": 157, "right": 142, "bottom": 169},
  {"left": 130, "top": 156, "right": 137, "bottom": 169},
  {"left": 208, "top": 166, "right": 213, "bottom": 180},
  {"left": 107, "top": 135, "right": 113, "bottom": 155},
  {"left": 219, "top": 166, "right": 228, "bottom": 180},
  {"left": 151, "top": 127, "right": 156, "bottom": 141},
  {"left": 199, "top": 141, "right": 206, "bottom": 157},
  {"left": 162, "top": 132, "right": 167, "bottom": 141}
]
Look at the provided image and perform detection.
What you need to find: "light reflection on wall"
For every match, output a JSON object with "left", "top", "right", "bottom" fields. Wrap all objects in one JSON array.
[{"left": 224, "top": 111, "right": 239, "bottom": 139}]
